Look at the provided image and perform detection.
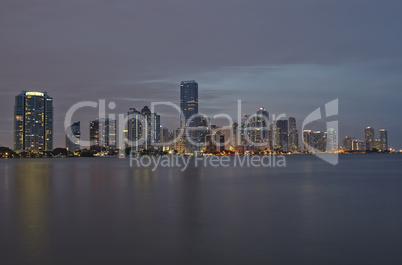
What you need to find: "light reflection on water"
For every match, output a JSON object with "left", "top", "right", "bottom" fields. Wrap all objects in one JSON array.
[{"left": 0, "top": 155, "right": 401, "bottom": 265}]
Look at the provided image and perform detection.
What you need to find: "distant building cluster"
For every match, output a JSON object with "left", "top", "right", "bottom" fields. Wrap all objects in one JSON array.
[
  {"left": 302, "top": 128, "right": 338, "bottom": 153},
  {"left": 341, "top": 127, "right": 388, "bottom": 153},
  {"left": 11, "top": 83, "right": 391, "bottom": 156}
]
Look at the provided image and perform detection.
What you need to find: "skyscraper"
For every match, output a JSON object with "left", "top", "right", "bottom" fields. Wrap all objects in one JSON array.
[
  {"left": 241, "top": 114, "right": 252, "bottom": 145},
  {"left": 288, "top": 117, "right": 299, "bottom": 152},
  {"left": 141, "top": 106, "right": 161, "bottom": 151},
  {"left": 311, "top": 131, "right": 326, "bottom": 152},
  {"left": 127, "top": 108, "right": 143, "bottom": 152},
  {"left": 205, "top": 134, "right": 225, "bottom": 153},
  {"left": 364, "top": 126, "right": 375, "bottom": 151},
  {"left": 174, "top": 128, "right": 186, "bottom": 153},
  {"left": 343, "top": 136, "right": 354, "bottom": 151},
  {"left": 379, "top": 129, "right": 388, "bottom": 152},
  {"left": 302, "top": 131, "right": 327, "bottom": 153},
  {"left": 66, "top": 121, "right": 80, "bottom": 152},
  {"left": 352, "top": 140, "right": 366, "bottom": 151},
  {"left": 326, "top": 128, "right": 337, "bottom": 152},
  {"left": 160, "top": 127, "right": 169, "bottom": 144},
  {"left": 303, "top": 130, "right": 312, "bottom": 152},
  {"left": 127, "top": 106, "right": 161, "bottom": 152},
  {"left": 14, "top": 91, "right": 53, "bottom": 152},
  {"left": 180, "top": 80, "right": 199, "bottom": 153},
  {"left": 276, "top": 120, "right": 288, "bottom": 152},
  {"left": 90, "top": 118, "right": 116, "bottom": 152},
  {"left": 374, "top": 139, "right": 382, "bottom": 152},
  {"left": 180, "top": 80, "right": 198, "bottom": 128},
  {"left": 254, "top": 107, "right": 269, "bottom": 141}
]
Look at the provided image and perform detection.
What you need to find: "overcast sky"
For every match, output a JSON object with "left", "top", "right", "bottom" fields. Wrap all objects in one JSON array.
[{"left": 1, "top": 0, "right": 402, "bottom": 149}]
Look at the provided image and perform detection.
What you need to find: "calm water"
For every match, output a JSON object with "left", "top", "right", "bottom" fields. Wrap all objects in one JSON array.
[{"left": 0, "top": 154, "right": 402, "bottom": 265}]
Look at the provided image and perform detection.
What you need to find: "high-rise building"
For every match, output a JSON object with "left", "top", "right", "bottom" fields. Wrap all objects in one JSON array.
[
  {"left": 240, "top": 114, "right": 252, "bottom": 145},
  {"left": 141, "top": 106, "right": 161, "bottom": 151},
  {"left": 180, "top": 80, "right": 200, "bottom": 153},
  {"left": 269, "top": 124, "right": 281, "bottom": 150},
  {"left": 311, "top": 131, "right": 326, "bottom": 152},
  {"left": 205, "top": 134, "right": 225, "bottom": 153},
  {"left": 303, "top": 130, "right": 327, "bottom": 152},
  {"left": 197, "top": 116, "right": 210, "bottom": 146},
  {"left": 14, "top": 91, "right": 53, "bottom": 152},
  {"left": 180, "top": 80, "right": 198, "bottom": 128},
  {"left": 254, "top": 107, "right": 269, "bottom": 141},
  {"left": 326, "top": 128, "right": 338, "bottom": 152},
  {"left": 374, "top": 139, "right": 382, "bottom": 152},
  {"left": 127, "top": 107, "right": 161, "bottom": 152},
  {"left": 303, "top": 130, "right": 312, "bottom": 152},
  {"left": 364, "top": 126, "right": 375, "bottom": 151},
  {"left": 90, "top": 118, "right": 116, "bottom": 152},
  {"left": 66, "top": 121, "right": 80, "bottom": 152},
  {"left": 220, "top": 128, "right": 232, "bottom": 151},
  {"left": 174, "top": 128, "right": 186, "bottom": 153},
  {"left": 276, "top": 120, "right": 288, "bottom": 152},
  {"left": 343, "top": 136, "right": 354, "bottom": 151},
  {"left": 352, "top": 140, "right": 366, "bottom": 151},
  {"left": 288, "top": 117, "right": 299, "bottom": 152},
  {"left": 127, "top": 108, "right": 143, "bottom": 152},
  {"left": 231, "top": 122, "right": 240, "bottom": 147},
  {"left": 379, "top": 129, "right": 388, "bottom": 152},
  {"left": 160, "top": 127, "right": 169, "bottom": 144}
]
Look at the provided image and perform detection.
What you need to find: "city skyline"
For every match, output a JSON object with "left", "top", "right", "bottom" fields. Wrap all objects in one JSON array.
[
  {"left": 2, "top": 2, "right": 402, "bottom": 265},
  {"left": 2, "top": 81, "right": 399, "bottom": 150},
  {"left": 9, "top": 88, "right": 392, "bottom": 154},
  {"left": 1, "top": 0, "right": 402, "bottom": 149}
]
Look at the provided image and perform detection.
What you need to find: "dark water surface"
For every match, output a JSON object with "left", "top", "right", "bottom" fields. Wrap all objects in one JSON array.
[{"left": 1, "top": 154, "right": 402, "bottom": 265}]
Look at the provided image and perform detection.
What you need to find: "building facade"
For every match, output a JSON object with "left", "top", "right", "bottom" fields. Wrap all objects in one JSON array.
[
  {"left": 14, "top": 91, "right": 53, "bottom": 152},
  {"left": 254, "top": 107, "right": 269, "bottom": 141},
  {"left": 343, "top": 136, "right": 354, "bottom": 151},
  {"left": 127, "top": 106, "right": 161, "bottom": 152},
  {"left": 303, "top": 130, "right": 312, "bottom": 152},
  {"left": 276, "top": 120, "right": 289, "bottom": 152},
  {"left": 379, "top": 129, "right": 388, "bottom": 152},
  {"left": 352, "top": 140, "right": 366, "bottom": 151},
  {"left": 288, "top": 117, "right": 299, "bottom": 152},
  {"left": 90, "top": 118, "right": 116, "bottom": 152},
  {"left": 66, "top": 121, "right": 80, "bottom": 152},
  {"left": 364, "top": 126, "right": 375, "bottom": 151},
  {"left": 180, "top": 80, "right": 199, "bottom": 128},
  {"left": 205, "top": 134, "right": 225, "bottom": 153},
  {"left": 326, "top": 128, "right": 338, "bottom": 152}
]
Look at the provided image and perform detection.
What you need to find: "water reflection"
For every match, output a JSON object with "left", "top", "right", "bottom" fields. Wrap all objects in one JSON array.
[
  {"left": 0, "top": 155, "right": 401, "bottom": 265},
  {"left": 15, "top": 161, "right": 51, "bottom": 264}
]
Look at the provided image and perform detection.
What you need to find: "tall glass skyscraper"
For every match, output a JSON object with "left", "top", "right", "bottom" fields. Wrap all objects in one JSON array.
[
  {"left": 180, "top": 80, "right": 198, "bottom": 128},
  {"left": 90, "top": 118, "right": 116, "bottom": 152},
  {"left": 303, "top": 130, "right": 312, "bottom": 152},
  {"left": 288, "top": 117, "right": 299, "bottom": 152},
  {"left": 66, "top": 121, "right": 81, "bottom": 152},
  {"left": 276, "top": 120, "right": 289, "bottom": 152},
  {"left": 364, "top": 126, "right": 375, "bottom": 151},
  {"left": 326, "top": 128, "right": 338, "bottom": 152},
  {"left": 379, "top": 129, "right": 388, "bottom": 152},
  {"left": 254, "top": 107, "right": 269, "bottom": 141},
  {"left": 14, "top": 91, "right": 53, "bottom": 152},
  {"left": 127, "top": 106, "right": 161, "bottom": 152},
  {"left": 141, "top": 106, "right": 161, "bottom": 151}
]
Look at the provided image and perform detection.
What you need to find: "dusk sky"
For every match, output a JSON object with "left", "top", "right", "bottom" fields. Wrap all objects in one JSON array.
[{"left": 1, "top": 0, "right": 402, "bottom": 149}]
